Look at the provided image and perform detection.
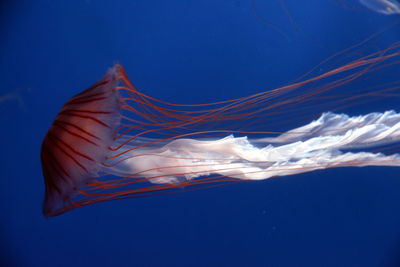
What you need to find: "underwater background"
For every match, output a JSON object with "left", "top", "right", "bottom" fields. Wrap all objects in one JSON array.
[{"left": 1, "top": 0, "right": 400, "bottom": 266}]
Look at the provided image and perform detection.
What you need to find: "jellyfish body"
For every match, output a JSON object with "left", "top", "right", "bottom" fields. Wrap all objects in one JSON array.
[
  {"left": 41, "top": 44, "right": 400, "bottom": 216},
  {"left": 359, "top": 0, "right": 400, "bottom": 15},
  {"left": 41, "top": 69, "right": 122, "bottom": 215}
]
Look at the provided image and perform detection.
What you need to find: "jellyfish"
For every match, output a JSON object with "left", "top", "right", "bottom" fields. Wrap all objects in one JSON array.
[
  {"left": 359, "top": 0, "right": 400, "bottom": 15},
  {"left": 41, "top": 43, "right": 400, "bottom": 216}
]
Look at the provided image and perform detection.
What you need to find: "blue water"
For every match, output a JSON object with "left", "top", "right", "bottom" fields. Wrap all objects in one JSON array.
[{"left": 1, "top": 1, "right": 400, "bottom": 266}]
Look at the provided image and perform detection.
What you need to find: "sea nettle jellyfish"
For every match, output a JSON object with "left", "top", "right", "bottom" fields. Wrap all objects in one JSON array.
[{"left": 42, "top": 43, "right": 400, "bottom": 216}]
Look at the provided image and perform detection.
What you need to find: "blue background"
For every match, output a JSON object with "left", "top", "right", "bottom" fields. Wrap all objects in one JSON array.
[{"left": 1, "top": 0, "right": 400, "bottom": 266}]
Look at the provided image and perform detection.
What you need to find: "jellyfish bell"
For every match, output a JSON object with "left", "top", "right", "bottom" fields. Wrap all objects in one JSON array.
[
  {"left": 41, "top": 44, "right": 400, "bottom": 216},
  {"left": 41, "top": 68, "right": 122, "bottom": 215},
  {"left": 359, "top": 0, "right": 400, "bottom": 15}
]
